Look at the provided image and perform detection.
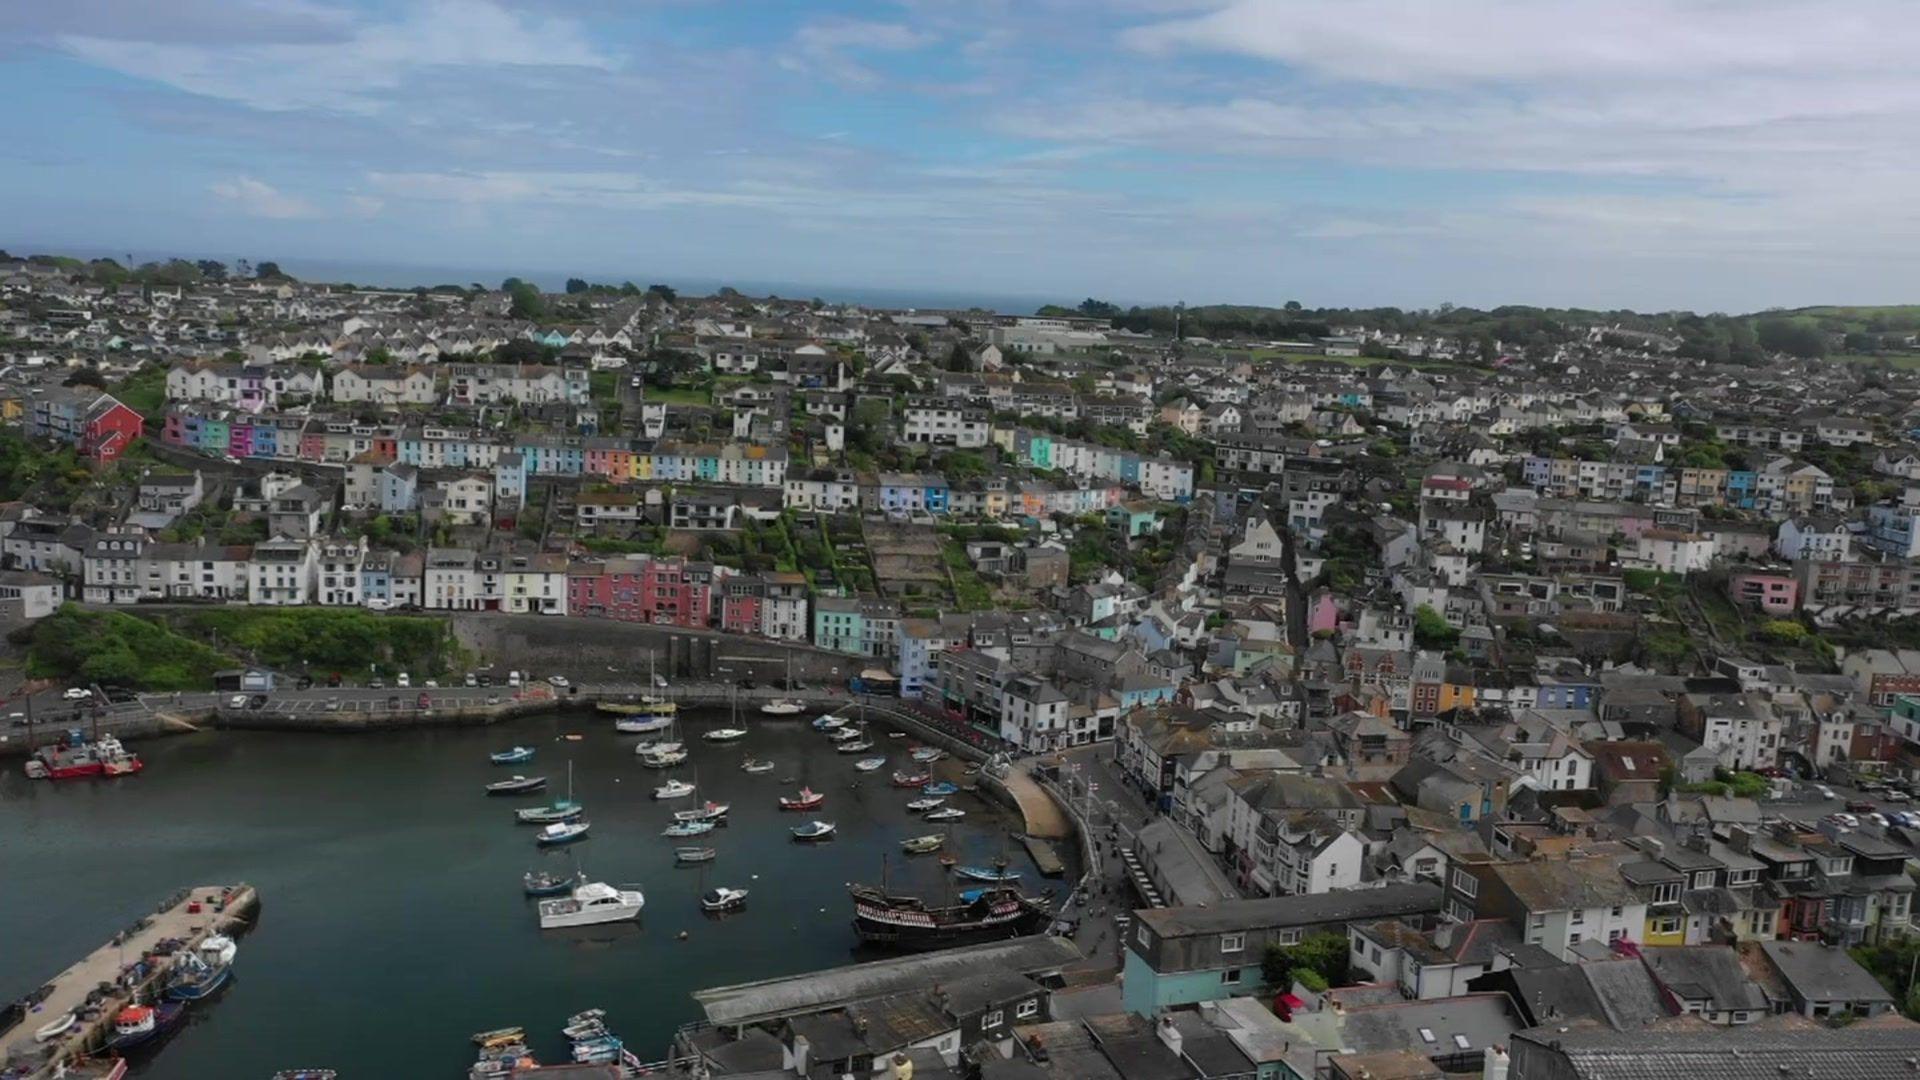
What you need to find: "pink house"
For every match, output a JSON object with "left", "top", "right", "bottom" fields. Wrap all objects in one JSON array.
[
  {"left": 1729, "top": 569, "right": 1798, "bottom": 614},
  {"left": 1306, "top": 589, "right": 1342, "bottom": 636}
]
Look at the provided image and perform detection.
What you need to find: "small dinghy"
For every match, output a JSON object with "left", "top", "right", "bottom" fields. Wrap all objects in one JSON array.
[
  {"left": 741, "top": 757, "right": 776, "bottom": 774},
  {"left": 524, "top": 869, "right": 578, "bottom": 896},
  {"left": 33, "top": 1012, "right": 76, "bottom": 1043},
  {"left": 674, "top": 846, "right": 717, "bottom": 863},
  {"left": 900, "top": 834, "right": 944, "bottom": 854},
  {"left": 779, "top": 786, "right": 825, "bottom": 811}
]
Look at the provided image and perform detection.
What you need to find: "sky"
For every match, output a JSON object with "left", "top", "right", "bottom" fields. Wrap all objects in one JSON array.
[{"left": 2, "top": 0, "right": 1916, "bottom": 313}]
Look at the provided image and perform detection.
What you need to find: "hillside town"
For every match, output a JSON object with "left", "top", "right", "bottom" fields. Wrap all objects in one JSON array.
[{"left": 7, "top": 256, "right": 1920, "bottom": 1079}]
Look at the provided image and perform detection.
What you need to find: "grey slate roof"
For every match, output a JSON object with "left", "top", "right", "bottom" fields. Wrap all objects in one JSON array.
[{"left": 1512, "top": 1013, "right": 1920, "bottom": 1079}]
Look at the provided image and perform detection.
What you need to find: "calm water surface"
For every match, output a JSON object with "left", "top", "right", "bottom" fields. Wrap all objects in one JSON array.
[{"left": 2, "top": 709, "right": 1046, "bottom": 1078}]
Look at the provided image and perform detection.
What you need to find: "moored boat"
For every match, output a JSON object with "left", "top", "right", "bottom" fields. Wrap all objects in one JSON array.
[
  {"left": 703, "top": 727, "right": 749, "bottom": 743},
  {"left": 536, "top": 820, "right": 591, "bottom": 846},
  {"left": 674, "top": 846, "right": 717, "bottom": 863},
  {"left": 163, "top": 933, "right": 237, "bottom": 1001},
  {"left": 741, "top": 757, "right": 776, "bottom": 774},
  {"left": 925, "top": 807, "right": 966, "bottom": 822},
  {"left": 471, "top": 1026, "right": 526, "bottom": 1048},
  {"left": 791, "top": 820, "right": 837, "bottom": 842},
  {"left": 778, "top": 786, "right": 825, "bottom": 811},
  {"left": 653, "top": 778, "right": 695, "bottom": 800},
  {"left": 900, "top": 834, "right": 944, "bottom": 854},
  {"left": 811, "top": 714, "right": 849, "bottom": 731},
  {"left": 836, "top": 739, "right": 876, "bottom": 754},
  {"left": 953, "top": 864, "right": 1022, "bottom": 883},
  {"left": 911, "top": 747, "right": 947, "bottom": 764},
  {"left": 24, "top": 731, "right": 104, "bottom": 780},
  {"left": 612, "top": 712, "right": 675, "bottom": 733},
  {"left": 672, "top": 800, "right": 730, "bottom": 823},
  {"left": 892, "top": 771, "right": 932, "bottom": 788},
  {"left": 905, "top": 797, "right": 946, "bottom": 812},
  {"left": 663, "top": 819, "right": 715, "bottom": 837},
  {"left": 638, "top": 747, "right": 689, "bottom": 768},
  {"left": 106, "top": 1001, "right": 186, "bottom": 1052},
  {"left": 490, "top": 746, "right": 536, "bottom": 765},
  {"left": 486, "top": 775, "right": 548, "bottom": 795},
  {"left": 271, "top": 1071, "right": 339, "bottom": 1079},
  {"left": 701, "top": 886, "right": 749, "bottom": 912},
  {"left": 825, "top": 726, "right": 863, "bottom": 743},
  {"left": 854, "top": 756, "right": 887, "bottom": 772},
  {"left": 849, "top": 879, "right": 1051, "bottom": 950},
  {"left": 97, "top": 735, "right": 143, "bottom": 777},
  {"left": 537, "top": 880, "right": 644, "bottom": 929},
  {"left": 759, "top": 699, "right": 805, "bottom": 716},
  {"left": 921, "top": 781, "right": 958, "bottom": 796},
  {"left": 516, "top": 801, "right": 583, "bottom": 824},
  {"left": 523, "top": 869, "right": 579, "bottom": 896}
]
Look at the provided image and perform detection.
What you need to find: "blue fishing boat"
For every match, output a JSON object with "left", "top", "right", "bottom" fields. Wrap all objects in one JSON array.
[
  {"left": 536, "top": 820, "right": 590, "bottom": 846},
  {"left": 953, "top": 865, "right": 1022, "bottom": 883},
  {"left": 523, "top": 869, "right": 578, "bottom": 896},
  {"left": 162, "top": 934, "right": 237, "bottom": 1001},
  {"left": 107, "top": 1002, "right": 186, "bottom": 1052},
  {"left": 921, "top": 781, "right": 958, "bottom": 796},
  {"left": 491, "top": 746, "right": 535, "bottom": 765}
]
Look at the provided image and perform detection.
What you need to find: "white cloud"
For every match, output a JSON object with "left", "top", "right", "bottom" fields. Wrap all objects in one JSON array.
[
  {"left": 787, "top": 18, "right": 933, "bottom": 86},
  {"left": 61, "top": 0, "right": 614, "bottom": 113},
  {"left": 209, "top": 175, "right": 319, "bottom": 219}
]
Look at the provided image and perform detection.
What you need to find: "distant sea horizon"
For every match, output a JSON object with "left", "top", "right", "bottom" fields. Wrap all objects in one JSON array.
[{"left": 10, "top": 242, "right": 1072, "bottom": 316}]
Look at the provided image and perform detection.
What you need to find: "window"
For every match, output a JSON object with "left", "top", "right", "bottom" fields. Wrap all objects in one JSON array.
[
  {"left": 1418, "top": 1028, "right": 1436, "bottom": 1044},
  {"left": 983, "top": 1010, "right": 1004, "bottom": 1029},
  {"left": 1221, "top": 969, "right": 1243, "bottom": 985},
  {"left": 1452, "top": 869, "right": 1478, "bottom": 898},
  {"left": 1220, "top": 933, "right": 1246, "bottom": 954},
  {"left": 1693, "top": 871, "right": 1716, "bottom": 890},
  {"left": 1136, "top": 926, "right": 1149, "bottom": 948},
  {"left": 1653, "top": 883, "right": 1681, "bottom": 905},
  {"left": 1276, "top": 928, "right": 1302, "bottom": 946},
  {"left": 1570, "top": 909, "right": 1584, "bottom": 925},
  {"left": 1015, "top": 1000, "right": 1039, "bottom": 1020},
  {"left": 1453, "top": 1035, "right": 1471, "bottom": 1050}
]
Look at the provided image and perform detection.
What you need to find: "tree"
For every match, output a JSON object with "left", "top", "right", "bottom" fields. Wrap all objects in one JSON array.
[
  {"left": 1261, "top": 932, "right": 1350, "bottom": 990},
  {"left": 507, "top": 281, "right": 546, "bottom": 321},
  {"left": 646, "top": 284, "right": 677, "bottom": 302},
  {"left": 1413, "top": 604, "right": 1458, "bottom": 649},
  {"left": 254, "top": 260, "right": 289, "bottom": 280},
  {"left": 1076, "top": 298, "right": 1120, "bottom": 319},
  {"left": 1754, "top": 318, "right": 1826, "bottom": 359},
  {"left": 565, "top": 277, "right": 590, "bottom": 294},
  {"left": 194, "top": 259, "right": 228, "bottom": 281},
  {"left": 62, "top": 368, "right": 107, "bottom": 389},
  {"left": 947, "top": 342, "right": 973, "bottom": 372}
]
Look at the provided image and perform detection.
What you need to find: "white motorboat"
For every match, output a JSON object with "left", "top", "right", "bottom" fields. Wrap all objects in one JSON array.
[
  {"left": 924, "top": 807, "right": 966, "bottom": 822},
  {"left": 654, "top": 778, "right": 695, "bottom": 800},
  {"left": 198, "top": 933, "right": 239, "bottom": 968},
  {"left": 639, "top": 748, "right": 689, "bottom": 768},
  {"left": 906, "top": 797, "right": 946, "bottom": 812},
  {"left": 634, "top": 739, "right": 684, "bottom": 756},
  {"left": 537, "top": 880, "right": 644, "bottom": 929},
  {"left": 759, "top": 699, "right": 805, "bottom": 716},
  {"left": 701, "top": 887, "right": 749, "bottom": 912},
  {"left": 741, "top": 758, "right": 776, "bottom": 774},
  {"left": 672, "top": 800, "right": 730, "bottom": 823},
  {"left": 790, "top": 820, "right": 837, "bottom": 842},
  {"left": 854, "top": 757, "right": 887, "bottom": 772},
  {"left": 703, "top": 728, "right": 749, "bottom": 743},
  {"left": 825, "top": 727, "right": 863, "bottom": 743},
  {"left": 811, "top": 714, "right": 849, "bottom": 731}
]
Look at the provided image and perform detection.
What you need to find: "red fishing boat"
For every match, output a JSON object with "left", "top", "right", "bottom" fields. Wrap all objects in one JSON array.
[
  {"left": 24, "top": 731, "right": 105, "bottom": 780},
  {"left": 778, "top": 786, "right": 825, "bottom": 811}
]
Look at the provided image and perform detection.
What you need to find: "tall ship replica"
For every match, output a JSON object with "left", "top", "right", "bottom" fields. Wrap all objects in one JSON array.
[{"left": 848, "top": 862, "right": 1051, "bottom": 950}]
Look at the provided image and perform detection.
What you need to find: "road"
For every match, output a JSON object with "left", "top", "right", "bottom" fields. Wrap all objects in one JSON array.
[{"left": 1042, "top": 741, "right": 1159, "bottom": 974}]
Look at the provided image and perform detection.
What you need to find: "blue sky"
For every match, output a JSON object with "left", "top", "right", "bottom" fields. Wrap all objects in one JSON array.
[{"left": 3, "top": 0, "right": 1915, "bottom": 311}]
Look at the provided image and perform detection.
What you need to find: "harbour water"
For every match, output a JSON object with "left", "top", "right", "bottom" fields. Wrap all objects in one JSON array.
[{"left": 2, "top": 709, "right": 1050, "bottom": 1077}]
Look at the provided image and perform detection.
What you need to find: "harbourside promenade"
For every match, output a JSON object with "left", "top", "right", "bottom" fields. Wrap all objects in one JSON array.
[{"left": 0, "top": 885, "right": 256, "bottom": 1079}]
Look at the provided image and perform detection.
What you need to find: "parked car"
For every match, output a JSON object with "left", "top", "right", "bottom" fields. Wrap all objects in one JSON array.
[
  {"left": 1846, "top": 799, "right": 1876, "bottom": 813},
  {"left": 464, "top": 673, "right": 478, "bottom": 688},
  {"left": 508, "top": 671, "right": 523, "bottom": 688},
  {"left": 547, "top": 675, "right": 570, "bottom": 689},
  {"left": 417, "top": 693, "right": 432, "bottom": 709},
  {"left": 1815, "top": 785, "right": 1836, "bottom": 800},
  {"left": 369, "top": 678, "right": 385, "bottom": 690},
  {"left": 653, "top": 674, "right": 669, "bottom": 689},
  {"left": 227, "top": 694, "right": 248, "bottom": 708},
  {"left": 1829, "top": 812, "right": 1860, "bottom": 828},
  {"left": 7, "top": 712, "right": 25, "bottom": 727},
  {"left": 62, "top": 687, "right": 91, "bottom": 701},
  {"left": 324, "top": 698, "right": 341, "bottom": 712},
  {"left": 397, "top": 673, "right": 411, "bottom": 688},
  {"left": 247, "top": 694, "right": 269, "bottom": 710},
  {"left": 1884, "top": 790, "right": 1911, "bottom": 803}
]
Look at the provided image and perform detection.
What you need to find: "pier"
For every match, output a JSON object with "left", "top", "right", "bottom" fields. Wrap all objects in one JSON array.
[{"left": 0, "top": 885, "right": 256, "bottom": 1079}]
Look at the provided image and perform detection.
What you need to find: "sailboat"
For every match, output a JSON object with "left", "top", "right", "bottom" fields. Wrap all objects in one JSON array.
[
  {"left": 606, "top": 656, "right": 677, "bottom": 727},
  {"left": 637, "top": 709, "right": 690, "bottom": 767},
  {"left": 704, "top": 688, "right": 749, "bottom": 742},
  {"left": 517, "top": 762, "right": 583, "bottom": 824}
]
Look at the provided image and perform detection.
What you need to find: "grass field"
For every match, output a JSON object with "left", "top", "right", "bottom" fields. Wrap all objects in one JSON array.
[
  {"left": 645, "top": 385, "right": 710, "bottom": 405},
  {"left": 1246, "top": 348, "right": 1464, "bottom": 372},
  {"left": 1828, "top": 353, "right": 1920, "bottom": 370}
]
